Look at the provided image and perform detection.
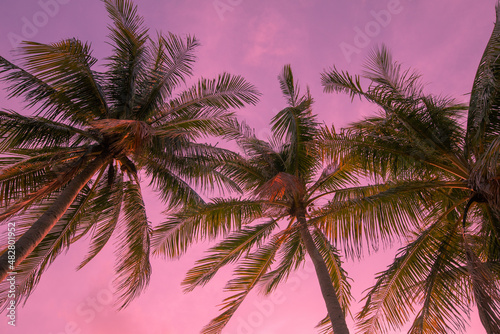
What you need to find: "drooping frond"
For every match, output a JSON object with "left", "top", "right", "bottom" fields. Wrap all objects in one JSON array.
[
  {"left": 407, "top": 224, "right": 469, "bottom": 334},
  {"left": 113, "top": 181, "right": 151, "bottom": 309},
  {"left": 143, "top": 153, "right": 205, "bottom": 208},
  {"left": 0, "top": 147, "right": 88, "bottom": 206},
  {"left": 312, "top": 181, "right": 437, "bottom": 258},
  {"left": 355, "top": 211, "right": 467, "bottom": 334},
  {"left": 0, "top": 180, "right": 100, "bottom": 311},
  {"left": 151, "top": 199, "right": 264, "bottom": 258},
  {"left": 259, "top": 226, "right": 305, "bottom": 294},
  {"left": 182, "top": 219, "right": 277, "bottom": 292},
  {"left": 0, "top": 154, "right": 93, "bottom": 221},
  {"left": 76, "top": 171, "right": 125, "bottom": 269},
  {"left": 0, "top": 110, "right": 95, "bottom": 151},
  {"left": 312, "top": 228, "right": 352, "bottom": 314},
  {"left": 463, "top": 236, "right": 500, "bottom": 333},
  {"left": 201, "top": 238, "right": 282, "bottom": 334}
]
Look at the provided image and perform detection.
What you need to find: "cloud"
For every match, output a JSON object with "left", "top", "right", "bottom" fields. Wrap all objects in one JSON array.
[{"left": 243, "top": 9, "right": 305, "bottom": 65}]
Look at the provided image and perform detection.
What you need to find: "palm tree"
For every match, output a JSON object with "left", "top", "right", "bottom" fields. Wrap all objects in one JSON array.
[
  {"left": 0, "top": 0, "right": 259, "bottom": 309},
  {"left": 153, "top": 64, "right": 424, "bottom": 334},
  {"left": 320, "top": 6, "right": 500, "bottom": 331}
]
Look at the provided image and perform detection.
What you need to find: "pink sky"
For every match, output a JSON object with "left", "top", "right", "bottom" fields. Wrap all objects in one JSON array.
[{"left": 0, "top": 0, "right": 497, "bottom": 333}]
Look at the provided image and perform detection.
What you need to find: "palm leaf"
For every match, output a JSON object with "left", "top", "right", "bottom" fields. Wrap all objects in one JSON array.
[
  {"left": 201, "top": 238, "right": 282, "bottom": 334},
  {"left": 466, "top": 3, "right": 500, "bottom": 158},
  {"left": 182, "top": 219, "right": 277, "bottom": 292},
  {"left": 151, "top": 199, "right": 264, "bottom": 258},
  {"left": 113, "top": 180, "right": 151, "bottom": 309}
]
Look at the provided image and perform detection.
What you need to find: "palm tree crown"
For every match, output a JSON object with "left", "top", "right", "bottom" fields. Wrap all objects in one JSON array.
[
  {"left": 321, "top": 16, "right": 500, "bottom": 332},
  {"left": 153, "top": 65, "right": 366, "bottom": 334},
  {"left": 0, "top": 0, "right": 259, "bottom": 310}
]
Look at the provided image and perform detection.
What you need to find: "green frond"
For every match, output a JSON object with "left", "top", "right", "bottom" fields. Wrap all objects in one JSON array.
[
  {"left": 312, "top": 228, "right": 352, "bottom": 314},
  {"left": 466, "top": 3, "right": 500, "bottom": 158},
  {"left": 463, "top": 236, "right": 500, "bottom": 333},
  {"left": 16, "top": 39, "right": 108, "bottom": 123},
  {"left": 355, "top": 212, "right": 467, "bottom": 334},
  {"left": 151, "top": 199, "right": 264, "bottom": 258},
  {"left": 0, "top": 157, "right": 87, "bottom": 222},
  {"left": 362, "top": 45, "right": 423, "bottom": 99},
  {"left": 0, "top": 55, "right": 73, "bottom": 119},
  {"left": 307, "top": 162, "right": 358, "bottom": 202},
  {"left": 320, "top": 66, "right": 363, "bottom": 100},
  {"left": 0, "top": 148, "right": 87, "bottom": 206},
  {"left": 135, "top": 33, "right": 199, "bottom": 120},
  {"left": 312, "top": 181, "right": 437, "bottom": 258},
  {"left": 113, "top": 181, "right": 151, "bottom": 309},
  {"left": 76, "top": 171, "right": 125, "bottom": 269},
  {"left": 0, "top": 110, "right": 95, "bottom": 152},
  {"left": 147, "top": 142, "right": 243, "bottom": 195},
  {"left": 408, "top": 224, "right": 469, "bottom": 334},
  {"left": 201, "top": 239, "right": 282, "bottom": 334},
  {"left": 182, "top": 219, "right": 277, "bottom": 292},
  {"left": 271, "top": 66, "right": 319, "bottom": 176},
  {"left": 153, "top": 73, "right": 260, "bottom": 131},
  {"left": 104, "top": 0, "right": 148, "bottom": 119},
  {"left": 278, "top": 64, "right": 301, "bottom": 107},
  {"left": 316, "top": 315, "right": 333, "bottom": 334},
  {"left": 259, "top": 226, "right": 305, "bottom": 294},
  {"left": 143, "top": 155, "right": 205, "bottom": 208}
]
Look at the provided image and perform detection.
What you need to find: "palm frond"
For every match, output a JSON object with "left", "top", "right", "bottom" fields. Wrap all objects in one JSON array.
[
  {"left": 76, "top": 171, "right": 125, "bottom": 269},
  {"left": 153, "top": 73, "right": 260, "bottom": 133},
  {"left": 259, "top": 226, "right": 305, "bottom": 294},
  {"left": 466, "top": 3, "right": 500, "bottom": 158},
  {"left": 135, "top": 33, "right": 198, "bottom": 120},
  {"left": 151, "top": 198, "right": 264, "bottom": 258},
  {"left": 312, "top": 228, "right": 352, "bottom": 314},
  {"left": 355, "top": 209, "right": 466, "bottom": 334},
  {"left": 182, "top": 219, "right": 277, "bottom": 292},
  {"left": 113, "top": 181, "right": 151, "bottom": 309},
  {"left": 0, "top": 181, "right": 100, "bottom": 311},
  {"left": 0, "top": 110, "right": 95, "bottom": 152},
  {"left": 15, "top": 39, "right": 108, "bottom": 123},
  {"left": 464, "top": 235, "right": 500, "bottom": 333},
  {"left": 104, "top": 0, "right": 148, "bottom": 119},
  {"left": 0, "top": 147, "right": 87, "bottom": 206},
  {"left": 201, "top": 239, "right": 282, "bottom": 334},
  {"left": 408, "top": 224, "right": 468, "bottom": 334}
]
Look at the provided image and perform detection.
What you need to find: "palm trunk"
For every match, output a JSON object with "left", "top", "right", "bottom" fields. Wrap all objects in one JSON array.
[
  {"left": 0, "top": 153, "right": 109, "bottom": 282},
  {"left": 297, "top": 210, "right": 350, "bottom": 334}
]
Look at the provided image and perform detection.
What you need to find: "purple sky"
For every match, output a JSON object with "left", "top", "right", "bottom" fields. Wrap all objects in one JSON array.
[{"left": 0, "top": 0, "right": 497, "bottom": 333}]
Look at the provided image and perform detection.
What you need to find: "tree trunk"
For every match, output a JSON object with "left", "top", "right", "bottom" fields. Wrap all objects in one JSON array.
[
  {"left": 0, "top": 153, "right": 110, "bottom": 282},
  {"left": 297, "top": 210, "right": 350, "bottom": 334}
]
